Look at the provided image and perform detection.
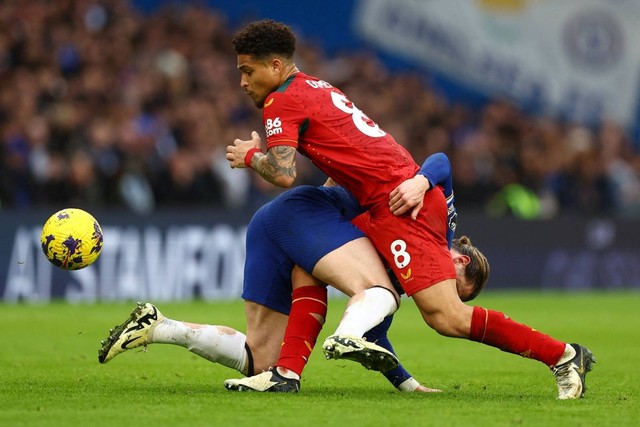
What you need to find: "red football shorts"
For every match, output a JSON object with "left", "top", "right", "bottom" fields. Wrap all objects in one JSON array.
[{"left": 353, "top": 187, "right": 456, "bottom": 296}]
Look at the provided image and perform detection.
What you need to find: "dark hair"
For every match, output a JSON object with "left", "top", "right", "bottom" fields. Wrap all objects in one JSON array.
[
  {"left": 452, "top": 235, "right": 490, "bottom": 301},
  {"left": 232, "top": 20, "right": 296, "bottom": 60}
]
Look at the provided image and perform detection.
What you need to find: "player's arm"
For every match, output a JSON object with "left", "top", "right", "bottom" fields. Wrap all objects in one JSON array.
[
  {"left": 227, "top": 92, "right": 306, "bottom": 187},
  {"left": 226, "top": 131, "right": 297, "bottom": 188},
  {"left": 251, "top": 145, "right": 297, "bottom": 188},
  {"left": 389, "top": 152, "right": 452, "bottom": 219}
]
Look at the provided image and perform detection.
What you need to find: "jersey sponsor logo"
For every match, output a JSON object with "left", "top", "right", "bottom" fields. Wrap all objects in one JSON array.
[{"left": 265, "top": 117, "right": 283, "bottom": 137}]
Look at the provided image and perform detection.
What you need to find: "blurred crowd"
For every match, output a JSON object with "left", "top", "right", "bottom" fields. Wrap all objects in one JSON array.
[{"left": 2, "top": 0, "right": 640, "bottom": 218}]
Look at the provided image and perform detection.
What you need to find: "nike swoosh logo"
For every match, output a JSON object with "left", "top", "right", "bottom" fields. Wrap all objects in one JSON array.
[
  {"left": 264, "top": 98, "right": 274, "bottom": 107},
  {"left": 121, "top": 336, "right": 141, "bottom": 349}
]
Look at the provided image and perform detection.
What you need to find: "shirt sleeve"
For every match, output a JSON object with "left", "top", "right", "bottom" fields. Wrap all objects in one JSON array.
[
  {"left": 262, "top": 91, "right": 308, "bottom": 149},
  {"left": 417, "top": 152, "right": 452, "bottom": 195},
  {"left": 419, "top": 152, "right": 456, "bottom": 248}
]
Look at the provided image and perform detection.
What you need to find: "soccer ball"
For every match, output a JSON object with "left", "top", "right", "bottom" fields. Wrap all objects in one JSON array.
[{"left": 40, "top": 208, "right": 104, "bottom": 270}]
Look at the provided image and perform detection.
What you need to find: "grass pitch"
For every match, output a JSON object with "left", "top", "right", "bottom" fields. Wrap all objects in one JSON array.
[{"left": 0, "top": 291, "right": 638, "bottom": 427}]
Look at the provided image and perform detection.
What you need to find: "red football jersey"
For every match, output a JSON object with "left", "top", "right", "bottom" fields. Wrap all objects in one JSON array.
[{"left": 263, "top": 72, "right": 419, "bottom": 210}]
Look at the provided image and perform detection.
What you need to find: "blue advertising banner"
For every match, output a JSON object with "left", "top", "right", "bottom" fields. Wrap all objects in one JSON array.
[
  {"left": 1, "top": 209, "right": 638, "bottom": 303},
  {"left": 1, "top": 209, "right": 252, "bottom": 303}
]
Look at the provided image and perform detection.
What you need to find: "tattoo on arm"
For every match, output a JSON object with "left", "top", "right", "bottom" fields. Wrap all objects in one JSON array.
[{"left": 253, "top": 146, "right": 297, "bottom": 186}]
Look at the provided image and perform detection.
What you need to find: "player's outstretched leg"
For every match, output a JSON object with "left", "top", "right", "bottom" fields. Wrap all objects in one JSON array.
[
  {"left": 552, "top": 343, "right": 596, "bottom": 399},
  {"left": 98, "top": 302, "right": 164, "bottom": 364},
  {"left": 322, "top": 335, "right": 399, "bottom": 372},
  {"left": 224, "top": 368, "right": 300, "bottom": 393}
]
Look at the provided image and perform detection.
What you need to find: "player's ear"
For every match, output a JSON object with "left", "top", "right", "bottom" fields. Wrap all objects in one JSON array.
[
  {"left": 454, "top": 254, "right": 471, "bottom": 266},
  {"left": 270, "top": 58, "right": 282, "bottom": 75}
]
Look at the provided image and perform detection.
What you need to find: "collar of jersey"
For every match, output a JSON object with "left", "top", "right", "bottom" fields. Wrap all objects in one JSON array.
[{"left": 276, "top": 72, "right": 299, "bottom": 93}]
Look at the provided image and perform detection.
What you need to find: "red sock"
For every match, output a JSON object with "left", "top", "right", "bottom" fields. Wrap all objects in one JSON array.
[
  {"left": 470, "top": 306, "right": 566, "bottom": 367},
  {"left": 277, "top": 286, "right": 327, "bottom": 376}
]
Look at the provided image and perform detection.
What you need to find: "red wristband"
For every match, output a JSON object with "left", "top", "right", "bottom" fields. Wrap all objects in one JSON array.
[{"left": 244, "top": 148, "right": 261, "bottom": 168}]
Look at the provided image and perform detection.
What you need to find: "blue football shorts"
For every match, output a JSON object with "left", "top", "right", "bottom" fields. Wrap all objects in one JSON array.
[{"left": 242, "top": 185, "right": 365, "bottom": 314}]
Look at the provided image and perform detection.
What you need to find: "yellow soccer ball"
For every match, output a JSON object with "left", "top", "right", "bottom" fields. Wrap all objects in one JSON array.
[{"left": 40, "top": 208, "right": 104, "bottom": 270}]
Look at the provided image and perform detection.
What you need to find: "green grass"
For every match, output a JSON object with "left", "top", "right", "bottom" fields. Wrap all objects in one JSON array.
[{"left": 0, "top": 292, "right": 638, "bottom": 427}]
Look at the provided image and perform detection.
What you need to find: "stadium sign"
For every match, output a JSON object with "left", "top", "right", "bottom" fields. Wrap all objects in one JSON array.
[
  {"left": 2, "top": 211, "right": 640, "bottom": 303},
  {"left": 3, "top": 224, "right": 247, "bottom": 303},
  {"left": 355, "top": 0, "right": 640, "bottom": 127}
]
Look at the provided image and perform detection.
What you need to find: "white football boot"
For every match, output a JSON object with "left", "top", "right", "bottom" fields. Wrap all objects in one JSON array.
[
  {"left": 552, "top": 343, "right": 596, "bottom": 399},
  {"left": 98, "top": 302, "right": 164, "bottom": 364},
  {"left": 322, "top": 335, "right": 399, "bottom": 372},
  {"left": 225, "top": 368, "right": 300, "bottom": 393}
]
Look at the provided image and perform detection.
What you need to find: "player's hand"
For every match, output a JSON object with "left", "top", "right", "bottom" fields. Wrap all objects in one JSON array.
[
  {"left": 389, "top": 175, "right": 431, "bottom": 220},
  {"left": 226, "top": 131, "right": 262, "bottom": 168},
  {"left": 413, "top": 385, "right": 443, "bottom": 393},
  {"left": 397, "top": 377, "right": 442, "bottom": 393}
]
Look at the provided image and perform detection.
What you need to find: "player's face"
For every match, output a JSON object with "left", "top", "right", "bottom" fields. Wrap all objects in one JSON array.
[
  {"left": 451, "top": 248, "right": 474, "bottom": 302},
  {"left": 237, "top": 55, "right": 280, "bottom": 108}
]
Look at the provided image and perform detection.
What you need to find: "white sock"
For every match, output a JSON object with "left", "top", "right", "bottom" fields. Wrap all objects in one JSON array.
[
  {"left": 333, "top": 287, "right": 398, "bottom": 337},
  {"left": 276, "top": 366, "right": 300, "bottom": 380},
  {"left": 150, "top": 319, "right": 248, "bottom": 374},
  {"left": 397, "top": 377, "right": 420, "bottom": 392},
  {"left": 556, "top": 343, "right": 576, "bottom": 366}
]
